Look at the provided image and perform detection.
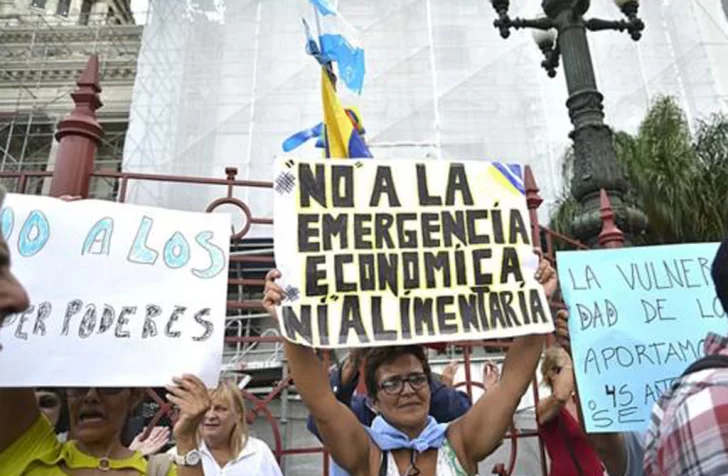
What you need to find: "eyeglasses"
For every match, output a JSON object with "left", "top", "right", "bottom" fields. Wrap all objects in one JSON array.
[
  {"left": 66, "top": 387, "right": 125, "bottom": 398},
  {"left": 378, "top": 373, "right": 428, "bottom": 396},
  {"left": 37, "top": 394, "right": 60, "bottom": 409}
]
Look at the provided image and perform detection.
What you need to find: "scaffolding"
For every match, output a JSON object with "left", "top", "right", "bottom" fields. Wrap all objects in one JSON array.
[
  {"left": 0, "top": 0, "right": 296, "bottom": 420},
  {"left": 116, "top": 3, "right": 728, "bottom": 468},
  {"left": 122, "top": 0, "right": 728, "bottom": 231},
  {"left": 0, "top": 5, "right": 142, "bottom": 196}
]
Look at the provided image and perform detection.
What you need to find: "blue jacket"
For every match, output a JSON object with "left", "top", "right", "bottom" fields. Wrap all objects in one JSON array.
[{"left": 306, "top": 365, "right": 472, "bottom": 441}]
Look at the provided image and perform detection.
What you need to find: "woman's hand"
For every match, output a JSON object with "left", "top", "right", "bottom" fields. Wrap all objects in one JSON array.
[
  {"left": 483, "top": 361, "right": 500, "bottom": 391},
  {"left": 262, "top": 269, "right": 284, "bottom": 321},
  {"left": 167, "top": 374, "right": 210, "bottom": 442},
  {"left": 440, "top": 359, "right": 459, "bottom": 388},
  {"left": 129, "top": 425, "right": 170, "bottom": 456},
  {"left": 554, "top": 309, "right": 571, "bottom": 352},
  {"left": 58, "top": 195, "right": 82, "bottom": 202},
  {"left": 534, "top": 250, "right": 558, "bottom": 298}
]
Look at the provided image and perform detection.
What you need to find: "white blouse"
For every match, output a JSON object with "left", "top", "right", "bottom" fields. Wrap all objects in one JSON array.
[{"left": 198, "top": 437, "right": 283, "bottom": 476}]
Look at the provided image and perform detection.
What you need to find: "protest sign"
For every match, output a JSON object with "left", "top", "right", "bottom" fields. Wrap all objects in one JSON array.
[
  {"left": 273, "top": 157, "right": 553, "bottom": 348},
  {"left": 557, "top": 242, "right": 722, "bottom": 433},
  {"left": 0, "top": 194, "right": 231, "bottom": 387}
]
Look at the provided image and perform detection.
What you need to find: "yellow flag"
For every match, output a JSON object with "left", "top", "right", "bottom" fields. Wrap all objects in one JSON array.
[{"left": 321, "top": 68, "right": 372, "bottom": 159}]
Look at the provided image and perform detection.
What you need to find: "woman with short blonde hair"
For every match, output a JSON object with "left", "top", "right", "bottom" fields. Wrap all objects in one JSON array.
[
  {"left": 196, "top": 380, "right": 282, "bottom": 476},
  {"left": 537, "top": 345, "right": 605, "bottom": 476}
]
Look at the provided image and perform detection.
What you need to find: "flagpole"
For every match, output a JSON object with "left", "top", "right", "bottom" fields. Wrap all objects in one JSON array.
[
  {"left": 313, "top": 5, "right": 323, "bottom": 44},
  {"left": 312, "top": 5, "right": 337, "bottom": 89},
  {"left": 312, "top": 6, "right": 331, "bottom": 157}
]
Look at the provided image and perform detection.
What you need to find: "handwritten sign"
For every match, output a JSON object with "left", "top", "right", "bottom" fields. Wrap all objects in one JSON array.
[
  {"left": 557, "top": 243, "right": 722, "bottom": 433},
  {"left": 273, "top": 157, "right": 553, "bottom": 348},
  {"left": 0, "top": 194, "right": 231, "bottom": 387}
]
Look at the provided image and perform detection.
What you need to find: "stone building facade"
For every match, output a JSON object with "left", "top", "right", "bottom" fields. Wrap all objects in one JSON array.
[{"left": 0, "top": 0, "right": 141, "bottom": 196}]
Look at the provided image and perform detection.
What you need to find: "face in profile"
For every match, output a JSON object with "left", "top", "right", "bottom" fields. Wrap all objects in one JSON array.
[
  {"left": 66, "top": 388, "right": 139, "bottom": 445},
  {"left": 543, "top": 347, "right": 573, "bottom": 389},
  {"left": 35, "top": 390, "right": 62, "bottom": 428},
  {"left": 0, "top": 230, "right": 30, "bottom": 329},
  {"left": 373, "top": 354, "right": 431, "bottom": 433},
  {"left": 201, "top": 394, "right": 238, "bottom": 445}
]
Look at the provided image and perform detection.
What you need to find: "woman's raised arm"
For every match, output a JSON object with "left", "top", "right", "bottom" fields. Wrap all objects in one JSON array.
[
  {"left": 263, "top": 270, "right": 372, "bottom": 475},
  {"left": 0, "top": 232, "right": 37, "bottom": 453},
  {"left": 449, "top": 255, "right": 556, "bottom": 471},
  {"left": 0, "top": 389, "right": 40, "bottom": 453}
]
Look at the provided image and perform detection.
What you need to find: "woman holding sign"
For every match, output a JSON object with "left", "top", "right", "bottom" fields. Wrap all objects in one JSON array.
[
  {"left": 537, "top": 345, "right": 606, "bottom": 476},
  {"left": 263, "top": 255, "right": 557, "bottom": 476}
]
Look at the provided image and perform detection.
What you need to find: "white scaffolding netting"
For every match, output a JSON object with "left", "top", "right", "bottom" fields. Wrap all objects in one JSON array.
[{"left": 122, "top": 0, "right": 728, "bottom": 237}]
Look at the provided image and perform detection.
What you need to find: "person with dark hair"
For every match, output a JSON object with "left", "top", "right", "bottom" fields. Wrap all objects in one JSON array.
[
  {"left": 712, "top": 238, "right": 728, "bottom": 313},
  {"left": 306, "top": 349, "right": 472, "bottom": 438},
  {"left": 263, "top": 253, "right": 557, "bottom": 476},
  {"left": 362, "top": 346, "right": 432, "bottom": 398},
  {"left": 305, "top": 349, "right": 476, "bottom": 476}
]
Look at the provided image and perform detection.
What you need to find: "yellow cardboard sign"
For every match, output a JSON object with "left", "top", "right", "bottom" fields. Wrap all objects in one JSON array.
[{"left": 273, "top": 157, "right": 553, "bottom": 348}]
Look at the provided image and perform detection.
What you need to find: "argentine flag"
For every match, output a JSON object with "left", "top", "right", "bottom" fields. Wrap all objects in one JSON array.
[{"left": 308, "top": 0, "right": 366, "bottom": 94}]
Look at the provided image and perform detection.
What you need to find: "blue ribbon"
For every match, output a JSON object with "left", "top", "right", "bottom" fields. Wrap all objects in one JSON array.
[
  {"left": 366, "top": 415, "right": 448, "bottom": 452},
  {"left": 330, "top": 416, "right": 448, "bottom": 476},
  {"left": 282, "top": 123, "right": 324, "bottom": 152}
]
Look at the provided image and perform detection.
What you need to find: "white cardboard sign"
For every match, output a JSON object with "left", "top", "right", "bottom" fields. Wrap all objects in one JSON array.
[{"left": 0, "top": 194, "right": 231, "bottom": 387}]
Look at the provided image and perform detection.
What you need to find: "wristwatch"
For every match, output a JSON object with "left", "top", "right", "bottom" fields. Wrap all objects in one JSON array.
[{"left": 172, "top": 449, "right": 202, "bottom": 466}]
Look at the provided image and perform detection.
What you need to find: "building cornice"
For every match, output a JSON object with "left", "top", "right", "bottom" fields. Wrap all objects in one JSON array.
[
  {"left": 0, "top": 61, "right": 137, "bottom": 87},
  {"left": 0, "top": 24, "right": 142, "bottom": 47}
]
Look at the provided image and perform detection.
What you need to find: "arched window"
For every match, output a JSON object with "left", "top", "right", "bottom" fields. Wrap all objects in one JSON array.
[
  {"left": 79, "top": 0, "right": 94, "bottom": 25},
  {"left": 56, "top": 0, "right": 71, "bottom": 17}
]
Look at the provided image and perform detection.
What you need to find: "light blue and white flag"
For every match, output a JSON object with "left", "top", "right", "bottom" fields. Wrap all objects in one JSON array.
[{"left": 306, "top": 0, "right": 366, "bottom": 94}]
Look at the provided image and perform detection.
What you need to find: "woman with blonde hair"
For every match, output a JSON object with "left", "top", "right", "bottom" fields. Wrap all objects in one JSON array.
[
  {"left": 537, "top": 344, "right": 605, "bottom": 476},
  {"left": 195, "top": 380, "right": 282, "bottom": 476}
]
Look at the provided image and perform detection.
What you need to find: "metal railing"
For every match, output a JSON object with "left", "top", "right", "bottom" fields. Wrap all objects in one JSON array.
[{"left": 0, "top": 162, "right": 602, "bottom": 475}]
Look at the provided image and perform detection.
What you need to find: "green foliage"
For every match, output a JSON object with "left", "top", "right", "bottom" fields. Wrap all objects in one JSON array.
[{"left": 549, "top": 96, "right": 728, "bottom": 245}]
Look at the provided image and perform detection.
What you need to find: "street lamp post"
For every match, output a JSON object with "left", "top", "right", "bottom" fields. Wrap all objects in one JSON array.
[{"left": 489, "top": 0, "right": 648, "bottom": 245}]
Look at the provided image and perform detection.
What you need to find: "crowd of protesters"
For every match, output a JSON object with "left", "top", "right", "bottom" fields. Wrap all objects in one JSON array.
[{"left": 1, "top": 187, "right": 728, "bottom": 476}]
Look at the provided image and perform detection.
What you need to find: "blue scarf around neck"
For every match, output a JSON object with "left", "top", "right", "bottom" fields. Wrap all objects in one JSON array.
[{"left": 330, "top": 415, "right": 448, "bottom": 476}]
